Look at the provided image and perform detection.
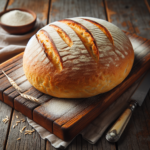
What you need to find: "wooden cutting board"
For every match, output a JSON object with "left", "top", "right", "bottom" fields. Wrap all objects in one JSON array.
[{"left": 0, "top": 32, "right": 150, "bottom": 141}]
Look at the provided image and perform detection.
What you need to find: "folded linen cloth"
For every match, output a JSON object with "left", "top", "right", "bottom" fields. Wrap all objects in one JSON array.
[
  {"left": 0, "top": 18, "right": 44, "bottom": 64},
  {"left": 0, "top": 21, "right": 142, "bottom": 149}
]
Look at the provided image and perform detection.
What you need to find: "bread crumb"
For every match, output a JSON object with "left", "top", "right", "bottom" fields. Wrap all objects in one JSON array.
[
  {"left": 21, "top": 119, "right": 25, "bottom": 122},
  {"left": 17, "top": 138, "right": 21, "bottom": 141},
  {"left": 22, "top": 126, "right": 26, "bottom": 131},
  {"left": 24, "top": 129, "right": 35, "bottom": 135},
  {"left": 2, "top": 116, "right": 9, "bottom": 124}
]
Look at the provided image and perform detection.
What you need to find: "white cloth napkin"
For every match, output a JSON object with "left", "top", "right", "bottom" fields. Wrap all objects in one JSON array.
[
  {"left": 0, "top": 18, "right": 43, "bottom": 63},
  {"left": 0, "top": 21, "right": 142, "bottom": 149}
]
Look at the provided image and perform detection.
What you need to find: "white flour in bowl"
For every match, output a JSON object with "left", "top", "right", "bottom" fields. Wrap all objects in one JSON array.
[{"left": 0, "top": 10, "right": 34, "bottom": 26}]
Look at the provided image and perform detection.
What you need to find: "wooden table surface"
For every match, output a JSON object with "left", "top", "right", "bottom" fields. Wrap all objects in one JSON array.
[{"left": 0, "top": 0, "right": 150, "bottom": 150}]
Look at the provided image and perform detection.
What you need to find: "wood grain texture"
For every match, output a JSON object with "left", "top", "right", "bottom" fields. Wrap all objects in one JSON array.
[
  {"left": 46, "top": 134, "right": 116, "bottom": 150},
  {"left": 3, "top": 79, "right": 31, "bottom": 107},
  {"left": 0, "top": 0, "right": 8, "bottom": 11},
  {"left": 144, "top": 0, "right": 150, "bottom": 13},
  {"left": 125, "top": 32, "right": 147, "bottom": 50},
  {"left": 0, "top": 66, "right": 24, "bottom": 101},
  {"left": 117, "top": 90, "right": 150, "bottom": 150},
  {"left": 0, "top": 52, "right": 23, "bottom": 67},
  {"left": 14, "top": 87, "right": 52, "bottom": 119},
  {"left": 0, "top": 58, "right": 23, "bottom": 78},
  {"left": 6, "top": 110, "right": 46, "bottom": 150},
  {"left": 0, "top": 101, "right": 12, "bottom": 150},
  {"left": 105, "top": 0, "right": 150, "bottom": 39},
  {"left": 7, "top": 0, "right": 50, "bottom": 25},
  {"left": 33, "top": 98, "right": 85, "bottom": 133},
  {"left": 0, "top": 60, "right": 23, "bottom": 80},
  {"left": 2, "top": 0, "right": 50, "bottom": 149},
  {"left": 49, "top": 0, "right": 106, "bottom": 23},
  {"left": 93, "top": 134, "right": 116, "bottom": 150},
  {"left": 0, "top": 2, "right": 14, "bottom": 150}
]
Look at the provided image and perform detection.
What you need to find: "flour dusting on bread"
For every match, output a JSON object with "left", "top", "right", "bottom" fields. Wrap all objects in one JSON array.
[{"left": 23, "top": 17, "right": 134, "bottom": 98}]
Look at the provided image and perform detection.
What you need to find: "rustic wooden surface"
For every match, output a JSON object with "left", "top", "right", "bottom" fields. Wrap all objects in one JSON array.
[
  {"left": 6, "top": 110, "right": 46, "bottom": 150},
  {"left": 0, "top": 0, "right": 150, "bottom": 150},
  {"left": 0, "top": 0, "right": 8, "bottom": 11},
  {"left": 105, "top": 0, "right": 150, "bottom": 39},
  {"left": 0, "top": 32, "right": 149, "bottom": 142}
]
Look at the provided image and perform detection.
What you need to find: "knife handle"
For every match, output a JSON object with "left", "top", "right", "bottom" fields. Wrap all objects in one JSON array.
[{"left": 106, "top": 101, "right": 138, "bottom": 142}]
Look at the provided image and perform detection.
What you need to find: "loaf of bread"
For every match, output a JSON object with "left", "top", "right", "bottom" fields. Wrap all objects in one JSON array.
[{"left": 23, "top": 17, "right": 134, "bottom": 98}]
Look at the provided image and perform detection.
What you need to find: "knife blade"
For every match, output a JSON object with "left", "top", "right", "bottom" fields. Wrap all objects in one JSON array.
[{"left": 106, "top": 69, "right": 150, "bottom": 142}]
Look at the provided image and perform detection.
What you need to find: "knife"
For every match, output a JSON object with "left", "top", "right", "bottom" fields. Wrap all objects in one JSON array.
[{"left": 106, "top": 70, "right": 150, "bottom": 142}]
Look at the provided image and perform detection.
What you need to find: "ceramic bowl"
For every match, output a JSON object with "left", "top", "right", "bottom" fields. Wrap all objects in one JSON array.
[{"left": 0, "top": 8, "right": 37, "bottom": 34}]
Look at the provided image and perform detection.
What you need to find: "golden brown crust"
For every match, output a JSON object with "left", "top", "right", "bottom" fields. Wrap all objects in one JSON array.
[
  {"left": 23, "top": 17, "right": 134, "bottom": 98},
  {"left": 36, "top": 29, "right": 63, "bottom": 71},
  {"left": 50, "top": 24, "right": 73, "bottom": 47},
  {"left": 83, "top": 18, "right": 114, "bottom": 45},
  {"left": 59, "top": 19, "right": 99, "bottom": 61}
]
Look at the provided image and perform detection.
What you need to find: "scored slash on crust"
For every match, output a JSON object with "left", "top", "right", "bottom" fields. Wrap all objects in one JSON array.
[
  {"left": 83, "top": 18, "right": 114, "bottom": 45},
  {"left": 36, "top": 30, "right": 63, "bottom": 71},
  {"left": 35, "top": 18, "right": 114, "bottom": 66},
  {"left": 59, "top": 19, "right": 99, "bottom": 62},
  {"left": 50, "top": 24, "right": 73, "bottom": 47}
]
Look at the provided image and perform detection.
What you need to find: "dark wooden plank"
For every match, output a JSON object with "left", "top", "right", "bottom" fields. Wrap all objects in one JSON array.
[
  {"left": 82, "top": 138, "right": 88, "bottom": 150},
  {"left": 144, "top": 0, "right": 150, "bottom": 13},
  {"left": 52, "top": 96, "right": 105, "bottom": 140},
  {"left": 45, "top": 125, "right": 116, "bottom": 150},
  {"left": 144, "top": 90, "right": 150, "bottom": 149},
  {"left": 92, "top": 135, "right": 116, "bottom": 150},
  {"left": 0, "top": 58, "right": 23, "bottom": 77},
  {"left": 0, "top": 0, "right": 8, "bottom": 11},
  {"left": 46, "top": 140, "right": 56, "bottom": 150},
  {"left": 127, "top": 32, "right": 148, "bottom": 50},
  {"left": 0, "top": 2, "right": 15, "bottom": 150},
  {"left": 117, "top": 90, "right": 150, "bottom": 150},
  {"left": 105, "top": 0, "right": 150, "bottom": 39},
  {"left": 134, "top": 41, "right": 150, "bottom": 64},
  {"left": 14, "top": 87, "right": 52, "bottom": 119},
  {"left": 49, "top": 0, "right": 106, "bottom": 23},
  {"left": 6, "top": 110, "right": 46, "bottom": 150},
  {"left": 70, "top": 136, "right": 77, "bottom": 150},
  {"left": 0, "top": 52, "right": 23, "bottom": 69},
  {"left": 3, "top": 0, "right": 50, "bottom": 149},
  {"left": 7, "top": 0, "right": 50, "bottom": 25},
  {"left": 0, "top": 53, "right": 23, "bottom": 80},
  {"left": 0, "top": 62, "right": 23, "bottom": 80},
  {"left": 0, "top": 101, "right": 12, "bottom": 150},
  {"left": 0, "top": 66, "right": 24, "bottom": 101},
  {"left": 33, "top": 98, "right": 85, "bottom": 133},
  {"left": 3, "top": 79, "right": 32, "bottom": 107}
]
